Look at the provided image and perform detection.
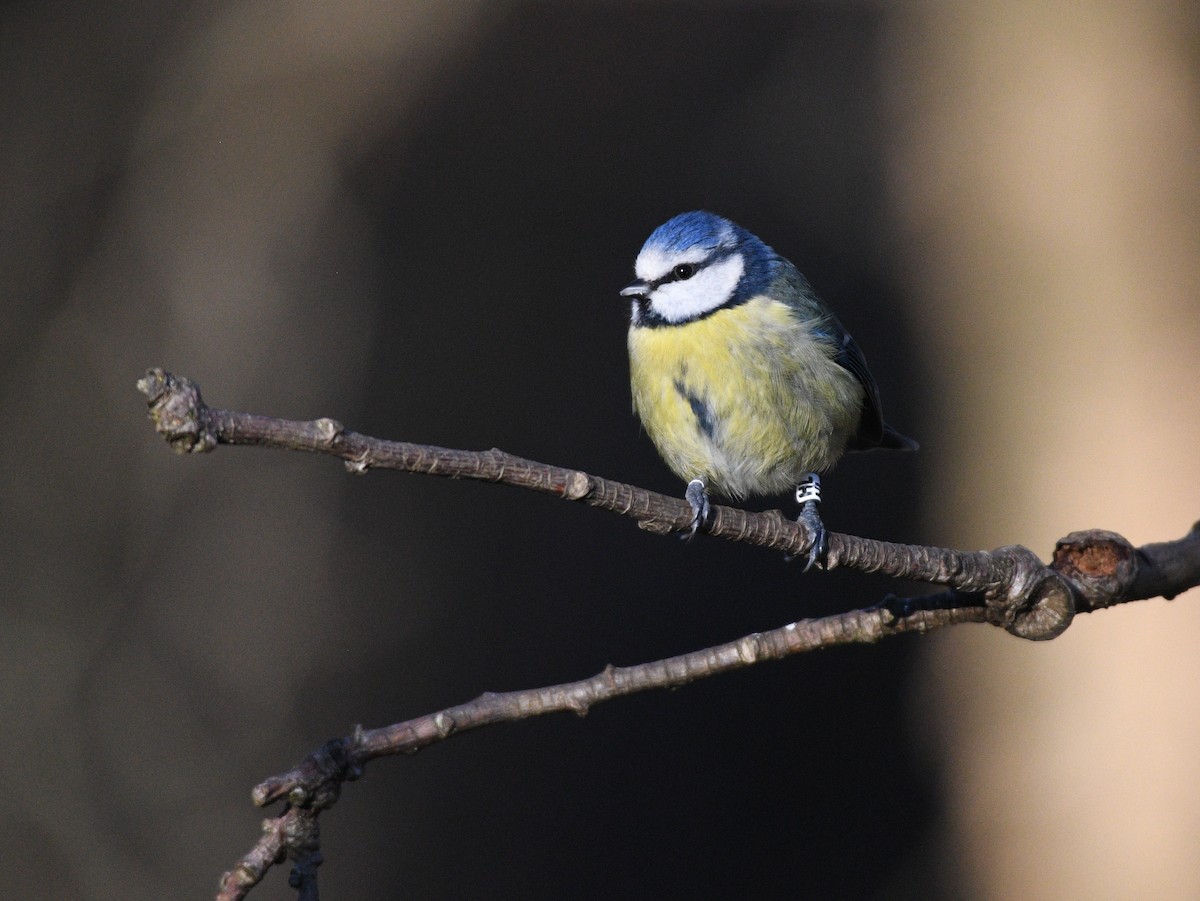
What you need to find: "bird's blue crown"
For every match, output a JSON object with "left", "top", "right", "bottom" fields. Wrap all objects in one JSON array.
[{"left": 640, "top": 211, "right": 781, "bottom": 303}]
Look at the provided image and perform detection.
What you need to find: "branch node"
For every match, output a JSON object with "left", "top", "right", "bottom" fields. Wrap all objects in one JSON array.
[
  {"left": 433, "top": 712, "right": 457, "bottom": 738},
  {"left": 314, "top": 417, "right": 344, "bottom": 446},
  {"left": 1052, "top": 529, "right": 1136, "bottom": 609},
  {"left": 563, "top": 470, "right": 593, "bottom": 500},
  {"left": 137, "top": 368, "right": 217, "bottom": 454},
  {"left": 987, "top": 545, "right": 1075, "bottom": 640},
  {"left": 283, "top": 808, "right": 323, "bottom": 899},
  {"left": 636, "top": 518, "right": 677, "bottom": 535},
  {"left": 344, "top": 453, "right": 370, "bottom": 475},
  {"left": 875, "top": 595, "right": 902, "bottom": 625},
  {"left": 568, "top": 698, "right": 590, "bottom": 717}
]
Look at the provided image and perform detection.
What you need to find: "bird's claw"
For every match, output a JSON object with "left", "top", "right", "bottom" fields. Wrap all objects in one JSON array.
[
  {"left": 797, "top": 500, "right": 829, "bottom": 570},
  {"left": 682, "top": 479, "right": 713, "bottom": 541},
  {"left": 785, "top": 473, "right": 828, "bottom": 570}
]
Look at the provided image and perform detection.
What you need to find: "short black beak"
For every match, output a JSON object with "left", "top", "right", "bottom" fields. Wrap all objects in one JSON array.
[{"left": 620, "top": 279, "right": 649, "bottom": 299}]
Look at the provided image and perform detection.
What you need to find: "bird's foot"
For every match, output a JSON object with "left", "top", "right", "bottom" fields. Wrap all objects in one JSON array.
[
  {"left": 793, "top": 474, "right": 828, "bottom": 571},
  {"left": 796, "top": 502, "right": 828, "bottom": 570},
  {"left": 682, "top": 478, "right": 714, "bottom": 541}
]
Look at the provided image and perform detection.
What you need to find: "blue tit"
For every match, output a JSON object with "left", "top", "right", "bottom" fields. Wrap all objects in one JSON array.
[{"left": 620, "top": 210, "right": 916, "bottom": 569}]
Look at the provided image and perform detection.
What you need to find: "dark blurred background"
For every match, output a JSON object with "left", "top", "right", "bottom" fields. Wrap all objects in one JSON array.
[{"left": 3, "top": 2, "right": 1199, "bottom": 899}]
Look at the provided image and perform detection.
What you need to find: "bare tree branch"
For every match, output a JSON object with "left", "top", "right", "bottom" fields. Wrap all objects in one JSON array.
[{"left": 136, "top": 369, "right": 1200, "bottom": 900}]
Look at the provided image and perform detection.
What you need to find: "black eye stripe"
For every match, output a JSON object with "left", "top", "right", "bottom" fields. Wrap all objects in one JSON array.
[{"left": 652, "top": 259, "right": 704, "bottom": 289}]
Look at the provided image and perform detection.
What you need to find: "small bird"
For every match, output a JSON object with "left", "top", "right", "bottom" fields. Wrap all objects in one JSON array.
[{"left": 621, "top": 211, "right": 916, "bottom": 569}]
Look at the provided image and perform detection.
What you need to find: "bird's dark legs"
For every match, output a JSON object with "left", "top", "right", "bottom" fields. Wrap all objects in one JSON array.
[
  {"left": 681, "top": 476, "right": 826, "bottom": 566},
  {"left": 795, "top": 473, "right": 828, "bottom": 571},
  {"left": 683, "top": 478, "right": 714, "bottom": 540}
]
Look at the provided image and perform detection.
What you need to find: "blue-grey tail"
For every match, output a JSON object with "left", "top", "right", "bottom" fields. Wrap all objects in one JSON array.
[
  {"left": 878, "top": 424, "right": 919, "bottom": 452},
  {"left": 847, "top": 421, "right": 918, "bottom": 453}
]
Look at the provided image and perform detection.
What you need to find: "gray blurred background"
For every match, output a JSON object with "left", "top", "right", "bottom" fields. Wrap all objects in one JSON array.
[{"left": 3, "top": 2, "right": 1199, "bottom": 898}]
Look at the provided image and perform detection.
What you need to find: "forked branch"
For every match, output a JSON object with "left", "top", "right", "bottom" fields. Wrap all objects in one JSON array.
[{"left": 135, "top": 369, "right": 1200, "bottom": 900}]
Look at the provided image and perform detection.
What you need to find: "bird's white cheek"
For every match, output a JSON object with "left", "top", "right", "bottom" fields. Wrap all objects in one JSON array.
[{"left": 649, "top": 253, "right": 745, "bottom": 323}]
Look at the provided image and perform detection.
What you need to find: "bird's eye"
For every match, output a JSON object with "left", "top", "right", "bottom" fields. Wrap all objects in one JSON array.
[{"left": 673, "top": 263, "right": 695, "bottom": 280}]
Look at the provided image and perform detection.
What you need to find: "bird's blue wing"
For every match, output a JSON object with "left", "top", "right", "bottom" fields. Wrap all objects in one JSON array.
[
  {"left": 832, "top": 328, "right": 887, "bottom": 448},
  {"left": 833, "top": 327, "right": 919, "bottom": 451}
]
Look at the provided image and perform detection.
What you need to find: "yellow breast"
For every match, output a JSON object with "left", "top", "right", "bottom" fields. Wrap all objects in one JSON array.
[{"left": 628, "top": 297, "right": 863, "bottom": 498}]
